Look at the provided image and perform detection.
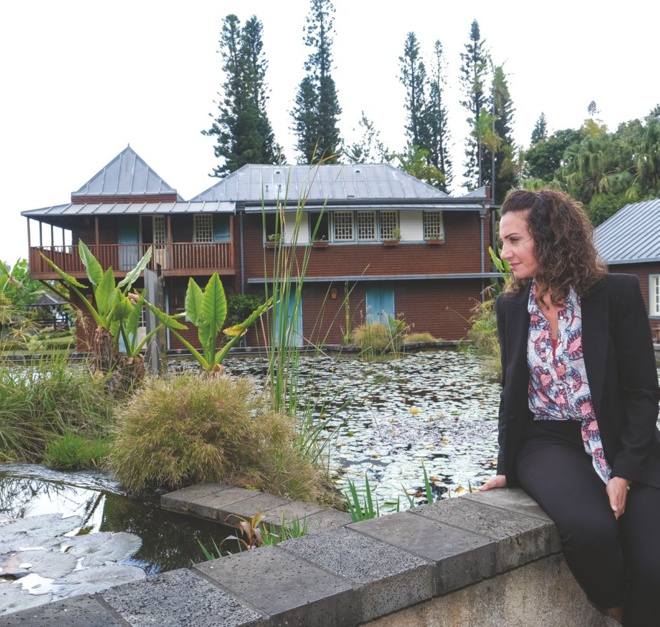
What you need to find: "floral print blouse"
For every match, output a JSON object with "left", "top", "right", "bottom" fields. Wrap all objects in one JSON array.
[{"left": 527, "top": 282, "right": 611, "bottom": 483}]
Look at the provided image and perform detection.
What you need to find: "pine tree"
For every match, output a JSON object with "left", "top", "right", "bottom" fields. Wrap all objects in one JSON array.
[
  {"left": 203, "top": 15, "right": 279, "bottom": 177},
  {"left": 291, "top": 0, "right": 342, "bottom": 164},
  {"left": 399, "top": 32, "right": 428, "bottom": 149},
  {"left": 459, "top": 20, "right": 491, "bottom": 189},
  {"left": 530, "top": 113, "right": 548, "bottom": 145},
  {"left": 485, "top": 65, "right": 517, "bottom": 203},
  {"left": 426, "top": 40, "right": 452, "bottom": 192},
  {"left": 345, "top": 112, "right": 391, "bottom": 164}
]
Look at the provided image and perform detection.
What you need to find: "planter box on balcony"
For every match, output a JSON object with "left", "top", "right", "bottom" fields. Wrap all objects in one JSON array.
[
  {"left": 382, "top": 240, "right": 400, "bottom": 247},
  {"left": 425, "top": 239, "right": 443, "bottom": 246},
  {"left": 312, "top": 241, "right": 329, "bottom": 249}
]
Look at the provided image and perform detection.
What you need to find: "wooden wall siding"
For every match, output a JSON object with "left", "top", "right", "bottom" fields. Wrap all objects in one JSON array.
[{"left": 241, "top": 212, "right": 492, "bottom": 281}]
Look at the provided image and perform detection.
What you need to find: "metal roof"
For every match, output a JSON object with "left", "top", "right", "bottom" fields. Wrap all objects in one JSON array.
[
  {"left": 594, "top": 198, "right": 660, "bottom": 265},
  {"left": 71, "top": 146, "right": 181, "bottom": 199},
  {"left": 191, "top": 164, "right": 491, "bottom": 207},
  {"left": 22, "top": 201, "right": 234, "bottom": 218}
]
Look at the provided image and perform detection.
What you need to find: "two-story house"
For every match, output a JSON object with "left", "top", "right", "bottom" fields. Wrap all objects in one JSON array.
[{"left": 23, "top": 147, "right": 498, "bottom": 350}]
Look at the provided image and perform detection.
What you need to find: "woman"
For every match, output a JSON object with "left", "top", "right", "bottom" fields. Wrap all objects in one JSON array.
[{"left": 480, "top": 189, "right": 660, "bottom": 626}]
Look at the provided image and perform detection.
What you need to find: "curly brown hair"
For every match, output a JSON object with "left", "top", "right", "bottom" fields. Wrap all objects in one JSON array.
[{"left": 500, "top": 189, "right": 606, "bottom": 306}]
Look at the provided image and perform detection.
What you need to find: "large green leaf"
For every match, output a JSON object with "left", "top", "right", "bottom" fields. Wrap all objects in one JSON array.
[
  {"left": 118, "top": 247, "right": 153, "bottom": 292},
  {"left": 185, "top": 278, "right": 204, "bottom": 326},
  {"left": 78, "top": 240, "right": 104, "bottom": 287},
  {"left": 95, "top": 269, "right": 116, "bottom": 321},
  {"left": 142, "top": 299, "right": 188, "bottom": 331},
  {"left": 201, "top": 273, "right": 226, "bottom": 332},
  {"left": 40, "top": 253, "right": 87, "bottom": 289}
]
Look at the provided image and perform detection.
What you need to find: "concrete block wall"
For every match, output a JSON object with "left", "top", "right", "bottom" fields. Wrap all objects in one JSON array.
[{"left": 1, "top": 488, "right": 616, "bottom": 627}]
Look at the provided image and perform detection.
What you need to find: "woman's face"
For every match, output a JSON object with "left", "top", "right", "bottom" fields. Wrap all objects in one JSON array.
[{"left": 499, "top": 210, "right": 539, "bottom": 280}]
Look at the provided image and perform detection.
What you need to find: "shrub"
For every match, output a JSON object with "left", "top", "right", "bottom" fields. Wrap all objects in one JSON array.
[
  {"left": 404, "top": 332, "right": 439, "bottom": 344},
  {"left": 226, "top": 293, "right": 264, "bottom": 328},
  {"left": 44, "top": 430, "right": 110, "bottom": 470},
  {"left": 351, "top": 322, "right": 392, "bottom": 355},
  {"left": 0, "top": 354, "right": 115, "bottom": 462},
  {"left": 466, "top": 298, "right": 501, "bottom": 378},
  {"left": 106, "top": 374, "right": 329, "bottom": 501}
]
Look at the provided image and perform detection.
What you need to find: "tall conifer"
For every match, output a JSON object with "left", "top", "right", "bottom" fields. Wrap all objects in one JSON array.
[
  {"left": 203, "top": 15, "right": 278, "bottom": 177},
  {"left": 426, "top": 40, "right": 452, "bottom": 192},
  {"left": 291, "top": 0, "right": 342, "bottom": 164}
]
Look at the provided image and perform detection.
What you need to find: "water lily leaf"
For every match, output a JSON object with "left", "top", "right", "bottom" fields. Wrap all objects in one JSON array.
[
  {"left": 0, "top": 581, "right": 51, "bottom": 615},
  {"left": 0, "top": 550, "right": 77, "bottom": 580},
  {"left": 0, "top": 515, "right": 82, "bottom": 550},
  {"left": 64, "top": 532, "right": 142, "bottom": 567},
  {"left": 58, "top": 564, "right": 145, "bottom": 596}
]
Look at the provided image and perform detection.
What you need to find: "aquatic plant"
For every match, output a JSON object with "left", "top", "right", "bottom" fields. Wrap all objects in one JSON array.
[{"left": 106, "top": 374, "right": 329, "bottom": 501}]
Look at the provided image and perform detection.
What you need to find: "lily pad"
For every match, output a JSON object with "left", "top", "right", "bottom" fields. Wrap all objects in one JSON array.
[
  {"left": 0, "top": 549, "right": 77, "bottom": 580},
  {"left": 58, "top": 564, "right": 146, "bottom": 596},
  {"left": 0, "top": 581, "right": 52, "bottom": 615},
  {"left": 0, "top": 514, "right": 82, "bottom": 542},
  {"left": 63, "top": 532, "right": 142, "bottom": 567}
]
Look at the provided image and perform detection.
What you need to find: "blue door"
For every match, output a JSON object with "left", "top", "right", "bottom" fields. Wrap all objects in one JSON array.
[
  {"left": 366, "top": 285, "right": 395, "bottom": 325},
  {"left": 118, "top": 216, "right": 139, "bottom": 270},
  {"left": 274, "top": 292, "right": 303, "bottom": 347}
]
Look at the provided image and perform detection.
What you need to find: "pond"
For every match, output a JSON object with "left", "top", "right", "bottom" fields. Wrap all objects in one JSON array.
[{"left": 0, "top": 463, "right": 234, "bottom": 617}]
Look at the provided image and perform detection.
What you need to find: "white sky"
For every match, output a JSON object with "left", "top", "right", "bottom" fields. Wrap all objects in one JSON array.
[{"left": 1, "top": 0, "right": 658, "bottom": 265}]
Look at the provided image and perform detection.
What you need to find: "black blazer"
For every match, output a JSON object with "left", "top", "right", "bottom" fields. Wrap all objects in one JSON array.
[{"left": 496, "top": 273, "right": 660, "bottom": 488}]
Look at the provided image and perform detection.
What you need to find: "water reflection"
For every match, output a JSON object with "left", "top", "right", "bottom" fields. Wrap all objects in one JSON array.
[{"left": 0, "top": 464, "right": 234, "bottom": 576}]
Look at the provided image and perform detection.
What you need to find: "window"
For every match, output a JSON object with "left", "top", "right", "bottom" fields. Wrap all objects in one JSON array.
[
  {"left": 358, "top": 212, "right": 377, "bottom": 240},
  {"left": 309, "top": 212, "right": 329, "bottom": 241},
  {"left": 193, "top": 214, "right": 213, "bottom": 243},
  {"left": 423, "top": 211, "right": 444, "bottom": 240},
  {"left": 379, "top": 211, "right": 398, "bottom": 240},
  {"left": 333, "top": 212, "right": 354, "bottom": 241},
  {"left": 153, "top": 216, "right": 166, "bottom": 244},
  {"left": 651, "top": 275, "right": 660, "bottom": 316}
]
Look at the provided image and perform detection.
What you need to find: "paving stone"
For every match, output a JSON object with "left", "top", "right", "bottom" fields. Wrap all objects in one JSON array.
[
  {"left": 160, "top": 483, "right": 231, "bottom": 514},
  {"left": 218, "top": 493, "right": 290, "bottom": 525},
  {"left": 0, "top": 596, "right": 121, "bottom": 627},
  {"left": 303, "top": 509, "right": 352, "bottom": 534},
  {"left": 279, "top": 526, "right": 433, "bottom": 622},
  {"left": 196, "top": 546, "right": 358, "bottom": 626},
  {"left": 165, "top": 487, "right": 264, "bottom": 523},
  {"left": 102, "top": 568, "right": 265, "bottom": 627},
  {"left": 258, "top": 500, "right": 326, "bottom": 528},
  {"left": 464, "top": 488, "right": 553, "bottom": 521},
  {"left": 350, "top": 510, "right": 497, "bottom": 595},
  {"left": 411, "top": 498, "right": 561, "bottom": 572}
]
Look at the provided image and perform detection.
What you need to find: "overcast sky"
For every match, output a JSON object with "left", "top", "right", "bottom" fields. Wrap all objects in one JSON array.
[{"left": 2, "top": 0, "right": 658, "bottom": 265}]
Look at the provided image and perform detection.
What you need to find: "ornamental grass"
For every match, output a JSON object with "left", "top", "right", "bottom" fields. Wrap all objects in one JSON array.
[{"left": 106, "top": 374, "right": 329, "bottom": 502}]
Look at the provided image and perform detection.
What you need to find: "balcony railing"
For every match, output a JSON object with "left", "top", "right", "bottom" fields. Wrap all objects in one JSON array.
[{"left": 29, "top": 243, "right": 234, "bottom": 277}]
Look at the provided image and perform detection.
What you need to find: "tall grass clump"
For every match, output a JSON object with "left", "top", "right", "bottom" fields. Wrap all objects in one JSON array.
[
  {"left": 0, "top": 352, "right": 115, "bottom": 462},
  {"left": 106, "top": 374, "right": 329, "bottom": 501},
  {"left": 351, "top": 315, "right": 408, "bottom": 358}
]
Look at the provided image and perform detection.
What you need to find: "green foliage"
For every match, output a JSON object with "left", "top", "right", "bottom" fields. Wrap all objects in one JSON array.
[
  {"left": 345, "top": 476, "right": 379, "bottom": 522},
  {"left": 226, "top": 293, "right": 264, "bottom": 328},
  {"left": 44, "top": 430, "right": 110, "bottom": 470},
  {"left": 203, "top": 14, "right": 279, "bottom": 177},
  {"left": 351, "top": 322, "right": 392, "bottom": 355},
  {"left": 345, "top": 112, "right": 392, "bottom": 164},
  {"left": 106, "top": 374, "right": 328, "bottom": 500},
  {"left": 396, "top": 145, "right": 444, "bottom": 188},
  {"left": 291, "top": 0, "right": 342, "bottom": 163},
  {"left": 148, "top": 273, "right": 271, "bottom": 373},
  {"left": 530, "top": 113, "right": 548, "bottom": 145},
  {"left": 0, "top": 353, "right": 114, "bottom": 462}
]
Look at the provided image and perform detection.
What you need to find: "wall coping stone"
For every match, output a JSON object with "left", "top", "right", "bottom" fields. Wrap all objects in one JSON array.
[{"left": 1, "top": 488, "right": 566, "bottom": 626}]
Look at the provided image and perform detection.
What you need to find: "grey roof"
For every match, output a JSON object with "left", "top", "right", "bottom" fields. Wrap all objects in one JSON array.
[
  {"left": 30, "top": 292, "right": 68, "bottom": 307},
  {"left": 594, "top": 198, "right": 660, "bottom": 265},
  {"left": 72, "top": 146, "right": 182, "bottom": 199},
  {"left": 22, "top": 201, "right": 234, "bottom": 219},
  {"left": 191, "top": 164, "right": 490, "bottom": 208}
]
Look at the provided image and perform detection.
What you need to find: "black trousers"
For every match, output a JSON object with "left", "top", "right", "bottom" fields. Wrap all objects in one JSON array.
[{"left": 516, "top": 420, "right": 660, "bottom": 627}]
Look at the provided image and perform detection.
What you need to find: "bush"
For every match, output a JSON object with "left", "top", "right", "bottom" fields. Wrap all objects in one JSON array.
[
  {"left": 226, "top": 293, "right": 264, "bottom": 329},
  {"left": 44, "top": 430, "right": 110, "bottom": 470},
  {"left": 0, "top": 354, "right": 115, "bottom": 462},
  {"left": 351, "top": 322, "right": 392, "bottom": 355},
  {"left": 106, "top": 374, "right": 329, "bottom": 501},
  {"left": 466, "top": 298, "right": 501, "bottom": 378},
  {"left": 405, "top": 332, "right": 439, "bottom": 344}
]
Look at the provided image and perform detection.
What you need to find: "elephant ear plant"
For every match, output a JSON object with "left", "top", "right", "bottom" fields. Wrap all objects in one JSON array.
[
  {"left": 41, "top": 241, "right": 160, "bottom": 394},
  {"left": 146, "top": 272, "right": 272, "bottom": 374}
]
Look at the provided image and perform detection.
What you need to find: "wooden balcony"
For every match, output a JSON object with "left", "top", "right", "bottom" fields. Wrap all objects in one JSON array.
[{"left": 29, "top": 243, "right": 234, "bottom": 279}]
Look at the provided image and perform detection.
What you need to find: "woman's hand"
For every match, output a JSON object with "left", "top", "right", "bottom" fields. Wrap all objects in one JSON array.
[
  {"left": 606, "top": 477, "right": 632, "bottom": 520},
  {"left": 479, "top": 475, "right": 507, "bottom": 491}
]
